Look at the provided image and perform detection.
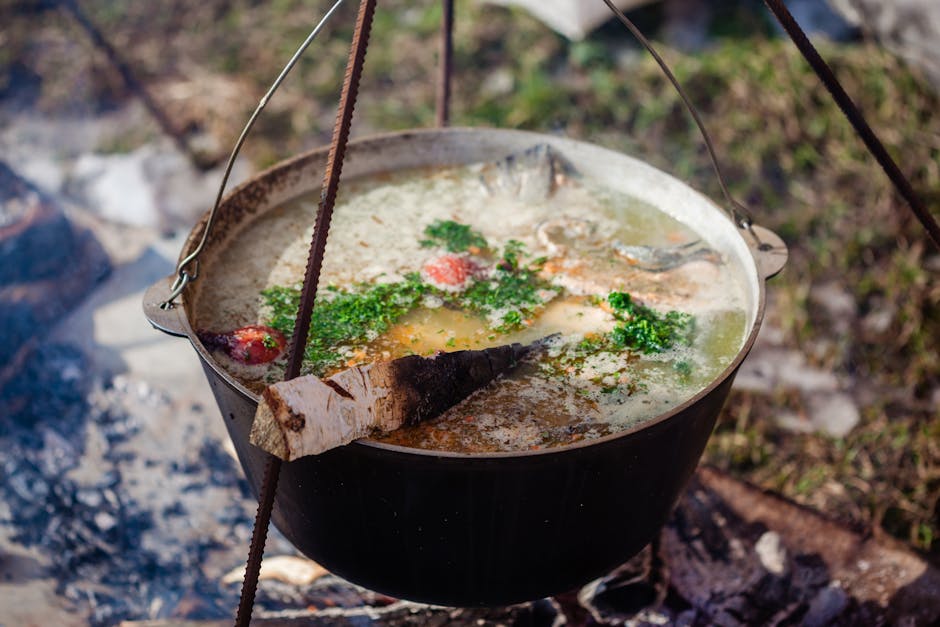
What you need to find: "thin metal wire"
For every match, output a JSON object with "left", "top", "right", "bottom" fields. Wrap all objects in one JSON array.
[
  {"left": 160, "top": 0, "right": 348, "bottom": 310},
  {"left": 600, "top": 0, "right": 763, "bottom": 244}
]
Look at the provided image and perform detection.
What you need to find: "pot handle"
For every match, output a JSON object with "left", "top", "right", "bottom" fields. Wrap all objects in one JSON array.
[
  {"left": 143, "top": 274, "right": 191, "bottom": 338},
  {"left": 745, "top": 225, "right": 788, "bottom": 280}
]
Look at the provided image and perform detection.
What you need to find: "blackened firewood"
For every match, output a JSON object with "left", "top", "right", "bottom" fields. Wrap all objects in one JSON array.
[{"left": 250, "top": 342, "right": 534, "bottom": 461}]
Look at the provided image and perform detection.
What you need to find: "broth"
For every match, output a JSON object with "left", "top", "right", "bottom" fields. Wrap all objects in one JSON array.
[{"left": 194, "top": 152, "right": 749, "bottom": 452}]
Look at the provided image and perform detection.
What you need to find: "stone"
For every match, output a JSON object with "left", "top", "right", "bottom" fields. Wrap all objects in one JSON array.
[
  {"left": 778, "top": 0, "right": 857, "bottom": 40},
  {"left": 67, "top": 141, "right": 243, "bottom": 232},
  {"left": 71, "top": 149, "right": 160, "bottom": 228},
  {"left": 805, "top": 391, "right": 861, "bottom": 437},
  {"left": 804, "top": 584, "right": 850, "bottom": 627},
  {"left": 1, "top": 165, "right": 75, "bottom": 283},
  {"left": 755, "top": 531, "right": 788, "bottom": 575},
  {"left": 735, "top": 346, "right": 840, "bottom": 394},
  {"left": 809, "top": 280, "right": 856, "bottom": 336},
  {"left": 827, "top": 0, "right": 940, "bottom": 90}
]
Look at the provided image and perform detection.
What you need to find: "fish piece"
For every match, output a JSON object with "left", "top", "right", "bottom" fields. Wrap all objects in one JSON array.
[
  {"left": 479, "top": 144, "right": 575, "bottom": 202},
  {"left": 250, "top": 341, "right": 538, "bottom": 460},
  {"left": 535, "top": 217, "right": 606, "bottom": 257},
  {"left": 536, "top": 217, "right": 720, "bottom": 273},
  {"left": 613, "top": 240, "right": 721, "bottom": 272},
  {"left": 197, "top": 325, "right": 286, "bottom": 365}
]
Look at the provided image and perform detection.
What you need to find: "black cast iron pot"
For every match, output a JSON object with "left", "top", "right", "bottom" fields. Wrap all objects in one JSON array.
[{"left": 144, "top": 128, "right": 786, "bottom": 607}]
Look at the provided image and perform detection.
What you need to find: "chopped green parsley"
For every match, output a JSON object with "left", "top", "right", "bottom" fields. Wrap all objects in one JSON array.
[
  {"left": 420, "top": 219, "right": 488, "bottom": 252},
  {"left": 261, "top": 228, "right": 555, "bottom": 373},
  {"left": 457, "top": 240, "right": 556, "bottom": 331},
  {"left": 607, "top": 292, "right": 694, "bottom": 354},
  {"left": 261, "top": 218, "right": 692, "bottom": 381},
  {"left": 261, "top": 273, "right": 428, "bottom": 375}
]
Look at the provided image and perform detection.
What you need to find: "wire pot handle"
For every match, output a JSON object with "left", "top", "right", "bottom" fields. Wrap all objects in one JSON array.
[
  {"left": 606, "top": 0, "right": 938, "bottom": 253},
  {"left": 600, "top": 0, "right": 767, "bottom": 248},
  {"left": 160, "top": 0, "right": 349, "bottom": 310}
]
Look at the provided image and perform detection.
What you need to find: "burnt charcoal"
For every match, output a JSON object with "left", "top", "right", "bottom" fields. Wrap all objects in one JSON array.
[
  {"left": 0, "top": 60, "right": 42, "bottom": 107},
  {"left": 581, "top": 548, "right": 656, "bottom": 622},
  {"left": 0, "top": 162, "right": 109, "bottom": 285},
  {"left": 0, "top": 162, "right": 110, "bottom": 365},
  {"left": 803, "top": 585, "right": 849, "bottom": 627},
  {"left": 0, "top": 301, "right": 40, "bottom": 370},
  {"left": 0, "top": 162, "right": 63, "bottom": 278},
  {"left": 1, "top": 343, "right": 90, "bottom": 433},
  {"left": 637, "top": 468, "right": 940, "bottom": 625},
  {"left": 167, "top": 588, "right": 233, "bottom": 621},
  {"left": 0, "top": 202, "right": 74, "bottom": 284},
  {"left": 161, "top": 501, "right": 185, "bottom": 517},
  {"left": 198, "top": 438, "right": 252, "bottom": 495},
  {"left": 39, "top": 427, "right": 82, "bottom": 475},
  {"left": 214, "top": 503, "right": 249, "bottom": 527}
]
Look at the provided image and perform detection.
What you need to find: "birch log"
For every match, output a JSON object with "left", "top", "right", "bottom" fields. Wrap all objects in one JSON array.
[{"left": 250, "top": 342, "right": 533, "bottom": 460}]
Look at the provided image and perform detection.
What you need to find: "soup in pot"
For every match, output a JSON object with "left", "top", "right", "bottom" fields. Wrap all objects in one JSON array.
[{"left": 194, "top": 146, "right": 749, "bottom": 452}]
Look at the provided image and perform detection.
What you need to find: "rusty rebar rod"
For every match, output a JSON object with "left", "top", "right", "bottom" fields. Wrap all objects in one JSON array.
[
  {"left": 233, "top": 0, "right": 378, "bottom": 624},
  {"left": 60, "top": 0, "right": 219, "bottom": 170},
  {"left": 763, "top": 0, "right": 940, "bottom": 250}
]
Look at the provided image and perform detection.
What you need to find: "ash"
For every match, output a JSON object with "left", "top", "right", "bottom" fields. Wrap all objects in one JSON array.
[{"left": 0, "top": 344, "right": 249, "bottom": 625}]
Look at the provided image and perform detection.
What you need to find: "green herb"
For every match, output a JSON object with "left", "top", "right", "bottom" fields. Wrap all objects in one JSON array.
[
  {"left": 674, "top": 360, "right": 693, "bottom": 381},
  {"left": 261, "top": 334, "right": 278, "bottom": 349},
  {"left": 496, "top": 310, "right": 523, "bottom": 332},
  {"left": 261, "top": 239, "right": 555, "bottom": 373},
  {"left": 420, "top": 219, "right": 488, "bottom": 252},
  {"left": 456, "top": 240, "right": 556, "bottom": 332},
  {"left": 261, "top": 273, "right": 428, "bottom": 375},
  {"left": 607, "top": 292, "right": 694, "bottom": 354},
  {"left": 499, "top": 239, "right": 525, "bottom": 270}
]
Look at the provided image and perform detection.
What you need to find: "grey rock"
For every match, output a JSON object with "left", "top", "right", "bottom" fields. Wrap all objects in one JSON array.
[
  {"left": 755, "top": 531, "right": 788, "bottom": 575},
  {"left": 68, "top": 142, "right": 243, "bottom": 231},
  {"left": 735, "top": 347, "right": 840, "bottom": 394},
  {"left": 861, "top": 302, "right": 895, "bottom": 335},
  {"left": 663, "top": 0, "right": 712, "bottom": 52},
  {"left": 804, "top": 584, "right": 849, "bottom": 627},
  {"left": 827, "top": 0, "right": 940, "bottom": 90},
  {"left": 805, "top": 391, "right": 860, "bottom": 437},
  {"left": 809, "top": 280, "right": 856, "bottom": 336},
  {"left": 778, "top": 0, "right": 858, "bottom": 40},
  {"left": 71, "top": 148, "right": 160, "bottom": 228}
]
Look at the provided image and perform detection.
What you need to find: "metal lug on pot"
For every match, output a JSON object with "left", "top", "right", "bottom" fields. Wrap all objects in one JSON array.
[
  {"left": 746, "top": 225, "right": 788, "bottom": 280},
  {"left": 143, "top": 275, "right": 191, "bottom": 338}
]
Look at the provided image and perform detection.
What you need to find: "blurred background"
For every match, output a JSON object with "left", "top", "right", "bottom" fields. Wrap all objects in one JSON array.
[{"left": 1, "top": 0, "right": 938, "bottom": 624}]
